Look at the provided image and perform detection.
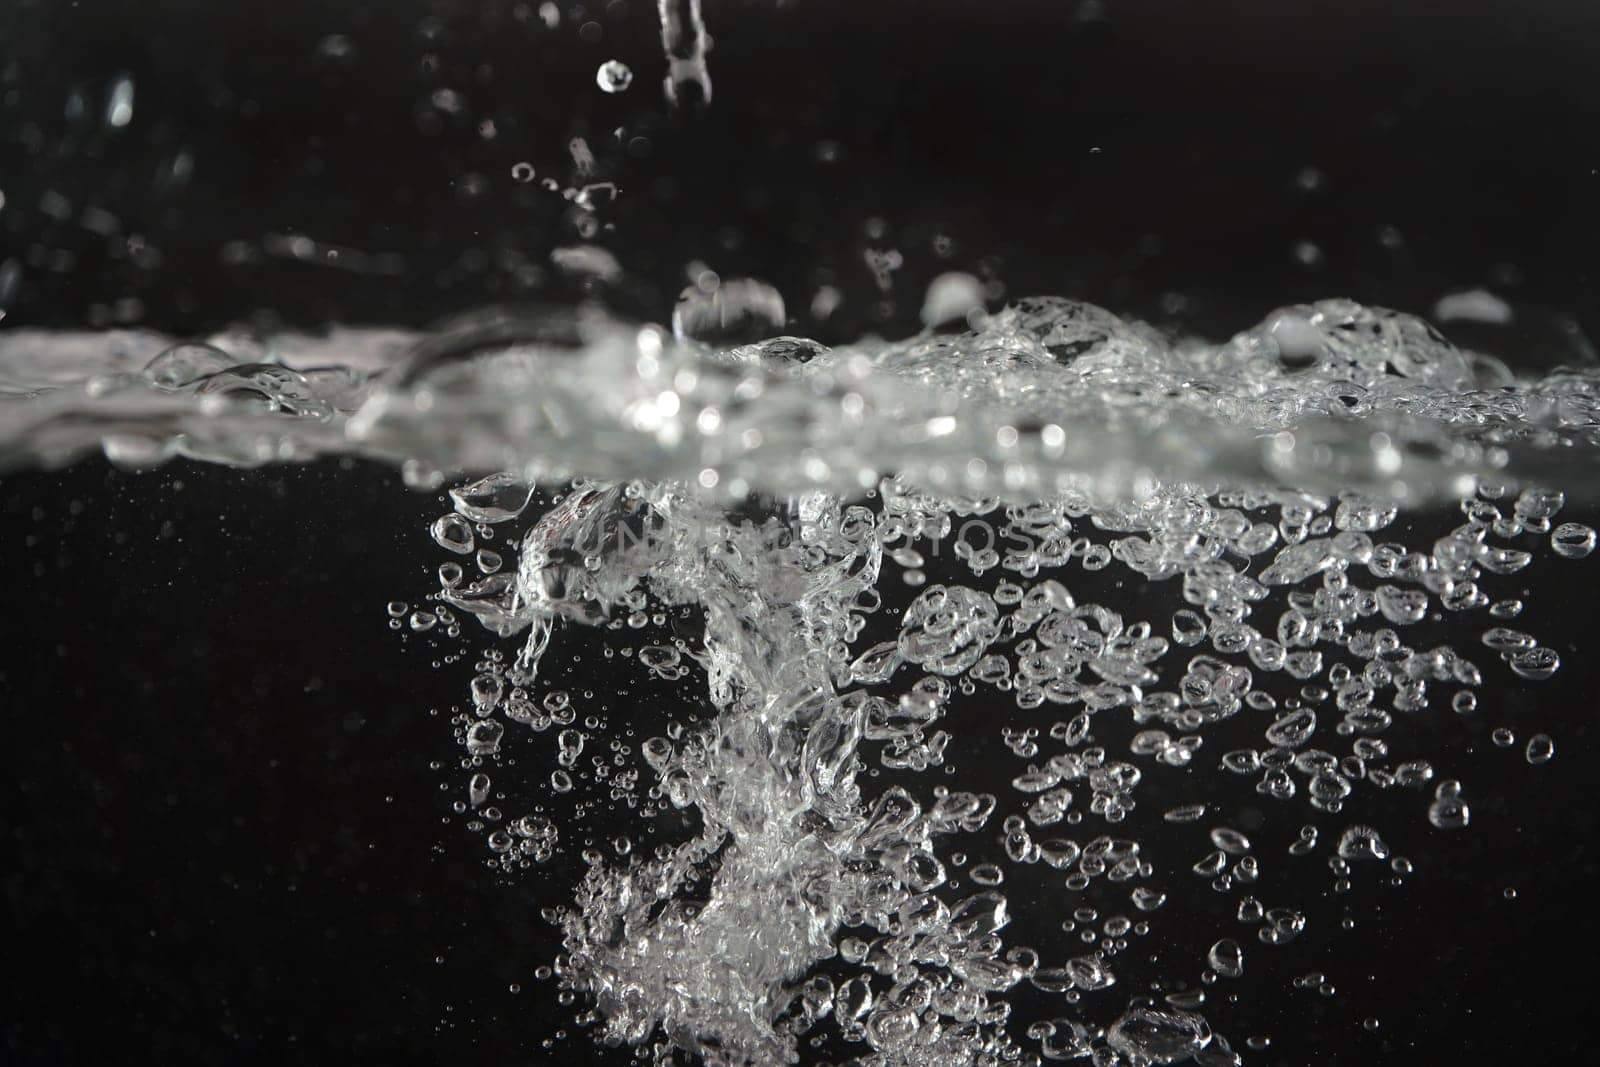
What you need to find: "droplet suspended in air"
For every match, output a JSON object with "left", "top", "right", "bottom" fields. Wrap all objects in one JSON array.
[
  {"left": 672, "top": 278, "right": 786, "bottom": 346},
  {"left": 919, "top": 272, "right": 985, "bottom": 329}
]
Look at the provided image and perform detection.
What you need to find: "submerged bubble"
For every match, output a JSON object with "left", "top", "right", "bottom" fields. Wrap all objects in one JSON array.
[
  {"left": 1429, "top": 782, "right": 1471, "bottom": 829},
  {"left": 595, "top": 59, "right": 634, "bottom": 93},
  {"left": 657, "top": 0, "right": 712, "bottom": 107},
  {"left": 451, "top": 473, "right": 536, "bottom": 523},
  {"left": 1106, "top": 1006, "right": 1212, "bottom": 1064},
  {"left": 1551, "top": 522, "right": 1597, "bottom": 559},
  {"left": 465, "top": 719, "right": 504, "bottom": 757},
  {"left": 105, "top": 73, "right": 135, "bottom": 128},
  {"left": 1208, "top": 938, "right": 1244, "bottom": 978},
  {"left": 1336, "top": 825, "right": 1390, "bottom": 862},
  {"left": 1508, "top": 647, "right": 1560, "bottom": 681},
  {"left": 432, "top": 514, "right": 475, "bottom": 555}
]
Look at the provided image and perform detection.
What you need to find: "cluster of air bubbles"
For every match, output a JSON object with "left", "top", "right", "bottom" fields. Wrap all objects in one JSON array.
[{"left": 403, "top": 423, "right": 1592, "bottom": 1064}]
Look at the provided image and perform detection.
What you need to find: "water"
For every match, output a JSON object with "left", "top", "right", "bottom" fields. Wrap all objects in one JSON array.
[
  {"left": 4, "top": 292, "right": 1598, "bottom": 1065},
  {"left": 8, "top": 1, "right": 1598, "bottom": 1059}
]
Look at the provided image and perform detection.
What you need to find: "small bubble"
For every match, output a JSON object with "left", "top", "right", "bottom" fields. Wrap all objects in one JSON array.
[
  {"left": 1293, "top": 240, "right": 1324, "bottom": 267},
  {"left": 1551, "top": 522, "right": 1596, "bottom": 559},
  {"left": 1508, "top": 646, "right": 1560, "bottom": 681},
  {"left": 596, "top": 59, "right": 633, "bottom": 93}
]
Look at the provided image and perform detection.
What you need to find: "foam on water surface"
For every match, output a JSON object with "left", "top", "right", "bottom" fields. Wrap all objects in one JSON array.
[{"left": 2, "top": 296, "right": 1598, "bottom": 501}]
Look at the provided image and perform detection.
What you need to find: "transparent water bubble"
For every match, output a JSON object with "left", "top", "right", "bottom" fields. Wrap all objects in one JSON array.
[
  {"left": 1208, "top": 938, "right": 1244, "bottom": 978},
  {"left": 431, "top": 514, "right": 475, "bottom": 555},
  {"left": 1336, "top": 825, "right": 1389, "bottom": 861},
  {"left": 595, "top": 59, "right": 634, "bottom": 93},
  {"left": 1429, "top": 788, "right": 1471, "bottom": 830},
  {"left": 1551, "top": 522, "right": 1596, "bottom": 559},
  {"left": 1508, "top": 647, "right": 1560, "bottom": 681}
]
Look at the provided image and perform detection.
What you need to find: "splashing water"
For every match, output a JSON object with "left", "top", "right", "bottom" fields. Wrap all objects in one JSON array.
[
  {"left": 4, "top": 297, "right": 1598, "bottom": 497},
  {"left": 4, "top": 294, "right": 1598, "bottom": 1064}
]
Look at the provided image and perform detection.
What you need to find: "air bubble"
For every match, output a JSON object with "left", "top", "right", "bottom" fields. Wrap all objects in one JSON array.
[
  {"left": 1207, "top": 938, "right": 1244, "bottom": 978},
  {"left": 596, "top": 59, "right": 634, "bottom": 93},
  {"left": 1551, "top": 522, "right": 1597, "bottom": 559},
  {"left": 1508, "top": 647, "right": 1560, "bottom": 681}
]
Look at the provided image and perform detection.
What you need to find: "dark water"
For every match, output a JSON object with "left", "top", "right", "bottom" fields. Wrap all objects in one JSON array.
[{"left": 6, "top": 461, "right": 1599, "bottom": 1064}]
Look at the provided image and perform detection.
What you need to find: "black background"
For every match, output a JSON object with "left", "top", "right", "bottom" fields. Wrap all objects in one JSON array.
[
  {"left": 1, "top": 0, "right": 1595, "bottom": 340},
  {"left": 4, "top": 1, "right": 1600, "bottom": 1065}
]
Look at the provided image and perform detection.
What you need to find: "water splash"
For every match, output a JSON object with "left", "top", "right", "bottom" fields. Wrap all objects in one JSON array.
[
  {"left": 5, "top": 296, "right": 1598, "bottom": 1062},
  {"left": 3, "top": 296, "right": 1598, "bottom": 501}
]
